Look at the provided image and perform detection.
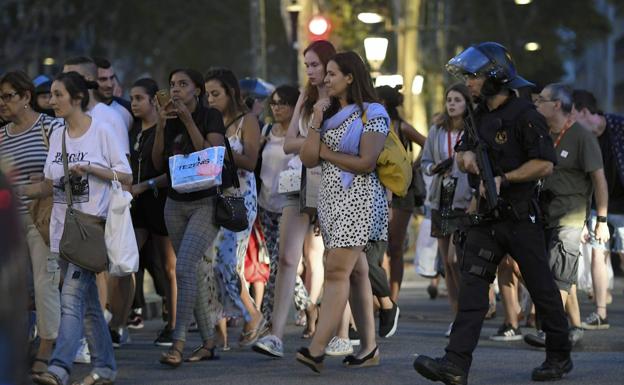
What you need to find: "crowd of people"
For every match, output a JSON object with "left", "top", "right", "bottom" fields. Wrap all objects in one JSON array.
[{"left": 0, "top": 38, "right": 621, "bottom": 385}]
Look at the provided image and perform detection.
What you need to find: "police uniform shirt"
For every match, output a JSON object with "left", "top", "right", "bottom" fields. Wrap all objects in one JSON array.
[{"left": 457, "top": 94, "right": 557, "bottom": 205}]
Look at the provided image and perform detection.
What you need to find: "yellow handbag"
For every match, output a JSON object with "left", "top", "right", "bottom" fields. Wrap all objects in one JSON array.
[{"left": 365, "top": 111, "right": 412, "bottom": 197}]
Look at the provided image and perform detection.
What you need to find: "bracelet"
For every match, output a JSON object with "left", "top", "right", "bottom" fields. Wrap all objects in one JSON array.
[{"left": 596, "top": 215, "right": 607, "bottom": 223}]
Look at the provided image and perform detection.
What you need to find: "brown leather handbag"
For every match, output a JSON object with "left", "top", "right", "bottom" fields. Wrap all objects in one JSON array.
[
  {"left": 58, "top": 128, "right": 108, "bottom": 272},
  {"left": 28, "top": 120, "right": 52, "bottom": 246}
]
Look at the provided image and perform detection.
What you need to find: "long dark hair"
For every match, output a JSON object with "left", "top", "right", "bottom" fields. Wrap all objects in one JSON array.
[
  {"left": 132, "top": 78, "right": 158, "bottom": 98},
  {"left": 375, "top": 85, "right": 403, "bottom": 121},
  {"left": 302, "top": 40, "right": 336, "bottom": 118},
  {"left": 168, "top": 68, "right": 206, "bottom": 100},
  {"left": 325, "top": 51, "right": 378, "bottom": 118},
  {"left": 438, "top": 83, "right": 472, "bottom": 131},
  {"left": 204, "top": 67, "right": 247, "bottom": 119},
  {"left": 54, "top": 71, "right": 98, "bottom": 111}
]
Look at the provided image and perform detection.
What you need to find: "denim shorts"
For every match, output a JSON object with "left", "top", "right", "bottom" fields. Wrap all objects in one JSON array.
[{"left": 588, "top": 210, "right": 624, "bottom": 253}]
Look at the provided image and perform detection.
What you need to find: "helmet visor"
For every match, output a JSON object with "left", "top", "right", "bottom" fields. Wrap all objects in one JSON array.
[{"left": 446, "top": 46, "right": 492, "bottom": 77}]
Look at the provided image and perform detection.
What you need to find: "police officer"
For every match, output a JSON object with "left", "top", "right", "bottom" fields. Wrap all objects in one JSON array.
[{"left": 413, "top": 42, "right": 572, "bottom": 384}]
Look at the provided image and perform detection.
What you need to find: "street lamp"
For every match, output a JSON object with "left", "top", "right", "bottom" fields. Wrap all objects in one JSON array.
[
  {"left": 364, "top": 37, "right": 389, "bottom": 76},
  {"left": 357, "top": 12, "right": 384, "bottom": 24},
  {"left": 286, "top": 0, "right": 301, "bottom": 84},
  {"left": 411, "top": 75, "right": 424, "bottom": 95},
  {"left": 514, "top": 0, "right": 532, "bottom": 5},
  {"left": 524, "top": 42, "right": 541, "bottom": 51}
]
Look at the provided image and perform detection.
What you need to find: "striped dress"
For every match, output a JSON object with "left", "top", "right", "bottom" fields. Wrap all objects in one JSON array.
[{"left": 0, "top": 114, "right": 64, "bottom": 214}]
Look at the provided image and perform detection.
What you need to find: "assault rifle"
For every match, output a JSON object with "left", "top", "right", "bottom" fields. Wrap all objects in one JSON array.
[{"left": 464, "top": 105, "right": 499, "bottom": 212}]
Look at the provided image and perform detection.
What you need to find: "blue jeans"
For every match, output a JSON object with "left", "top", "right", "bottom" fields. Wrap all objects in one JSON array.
[{"left": 48, "top": 262, "right": 116, "bottom": 384}]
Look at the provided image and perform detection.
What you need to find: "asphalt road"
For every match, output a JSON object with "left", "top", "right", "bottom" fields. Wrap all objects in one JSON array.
[{"left": 63, "top": 275, "right": 624, "bottom": 385}]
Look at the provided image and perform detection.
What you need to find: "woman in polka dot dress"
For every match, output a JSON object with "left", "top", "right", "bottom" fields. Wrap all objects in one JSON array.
[{"left": 296, "top": 51, "right": 390, "bottom": 372}]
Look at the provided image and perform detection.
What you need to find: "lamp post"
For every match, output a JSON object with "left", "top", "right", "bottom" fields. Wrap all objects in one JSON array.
[
  {"left": 286, "top": 0, "right": 302, "bottom": 84},
  {"left": 364, "top": 37, "right": 389, "bottom": 78}
]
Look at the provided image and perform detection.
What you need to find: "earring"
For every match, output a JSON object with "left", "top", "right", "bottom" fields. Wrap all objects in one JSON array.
[{"left": 23, "top": 104, "right": 29, "bottom": 110}]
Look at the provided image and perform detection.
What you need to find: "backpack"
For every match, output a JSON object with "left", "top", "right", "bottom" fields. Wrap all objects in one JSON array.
[{"left": 364, "top": 111, "right": 413, "bottom": 197}]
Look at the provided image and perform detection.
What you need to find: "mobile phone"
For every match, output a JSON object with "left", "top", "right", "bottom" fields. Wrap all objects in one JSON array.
[{"left": 156, "top": 89, "right": 171, "bottom": 107}]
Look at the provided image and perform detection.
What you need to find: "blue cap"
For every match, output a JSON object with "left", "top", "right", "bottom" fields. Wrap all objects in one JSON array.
[{"left": 33, "top": 75, "right": 51, "bottom": 88}]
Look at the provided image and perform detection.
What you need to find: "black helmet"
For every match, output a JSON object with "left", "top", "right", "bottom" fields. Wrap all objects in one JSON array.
[{"left": 446, "top": 42, "right": 534, "bottom": 89}]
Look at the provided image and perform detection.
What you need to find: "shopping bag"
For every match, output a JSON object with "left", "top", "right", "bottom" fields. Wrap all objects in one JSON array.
[
  {"left": 299, "top": 166, "right": 321, "bottom": 215},
  {"left": 413, "top": 217, "right": 439, "bottom": 278},
  {"left": 169, "top": 146, "right": 225, "bottom": 193},
  {"left": 105, "top": 178, "right": 139, "bottom": 277}
]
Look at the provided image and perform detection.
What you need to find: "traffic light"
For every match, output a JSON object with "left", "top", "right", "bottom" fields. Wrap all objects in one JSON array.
[{"left": 308, "top": 15, "right": 331, "bottom": 41}]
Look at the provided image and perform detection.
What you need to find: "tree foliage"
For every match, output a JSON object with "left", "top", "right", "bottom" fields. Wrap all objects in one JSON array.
[
  {"left": 0, "top": 0, "right": 293, "bottom": 89},
  {"left": 445, "top": 0, "right": 612, "bottom": 87}
]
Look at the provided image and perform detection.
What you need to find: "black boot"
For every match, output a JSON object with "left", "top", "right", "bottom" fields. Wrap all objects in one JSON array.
[
  {"left": 531, "top": 357, "right": 573, "bottom": 381},
  {"left": 413, "top": 355, "right": 468, "bottom": 385}
]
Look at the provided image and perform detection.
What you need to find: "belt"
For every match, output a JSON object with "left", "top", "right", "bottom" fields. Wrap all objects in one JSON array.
[{"left": 445, "top": 199, "right": 538, "bottom": 226}]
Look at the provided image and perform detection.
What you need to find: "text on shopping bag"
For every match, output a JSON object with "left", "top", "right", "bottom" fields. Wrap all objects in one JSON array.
[{"left": 169, "top": 146, "right": 225, "bottom": 193}]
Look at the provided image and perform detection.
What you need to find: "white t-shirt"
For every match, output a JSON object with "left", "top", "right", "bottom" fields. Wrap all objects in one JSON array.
[
  {"left": 44, "top": 118, "right": 131, "bottom": 253},
  {"left": 258, "top": 128, "right": 294, "bottom": 213},
  {"left": 109, "top": 99, "right": 133, "bottom": 132},
  {"left": 89, "top": 103, "right": 130, "bottom": 156}
]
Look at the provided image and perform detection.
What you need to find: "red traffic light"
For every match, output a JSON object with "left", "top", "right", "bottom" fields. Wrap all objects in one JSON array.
[{"left": 308, "top": 15, "right": 331, "bottom": 40}]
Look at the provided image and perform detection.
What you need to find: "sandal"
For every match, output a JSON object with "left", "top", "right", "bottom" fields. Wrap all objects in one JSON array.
[
  {"left": 30, "top": 357, "right": 49, "bottom": 375},
  {"left": 302, "top": 303, "right": 319, "bottom": 339},
  {"left": 159, "top": 347, "right": 183, "bottom": 368},
  {"left": 185, "top": 345, "right": 220, "bottom": 362},
  {"left": 239, "top": 316, "right": 268, "bottom": 347},
  {"left": 295, "top": 347, "right": 325, "bottom": 373},
  {"left": 343, "top": 346, "right": 380, "bottom": 368},
  {"left": 32, "top": 371, "right": 63, "bottom": 385},
  {"left": 71, "top": 373, "right": 114, "bottom": 385}
]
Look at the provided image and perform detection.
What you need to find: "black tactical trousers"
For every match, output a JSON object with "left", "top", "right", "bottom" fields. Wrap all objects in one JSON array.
[{"left": 444, "top": 218, "right": 571, "bottom": 373}]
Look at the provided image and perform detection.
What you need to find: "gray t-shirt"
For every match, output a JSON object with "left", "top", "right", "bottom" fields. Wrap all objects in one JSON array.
[{"left": 543, "top": 122, "right": 603, "bottom": 227}]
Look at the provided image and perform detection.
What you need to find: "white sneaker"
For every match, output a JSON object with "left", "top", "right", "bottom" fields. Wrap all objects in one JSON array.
[
  {"left": 73, "top": 338, "right": 91, "bottom": 364},
  {"left": 324, "top": 337, "right": 353, "bottom": 356},
  {"left": 445, "top": 322, "right": 453, "bottom": 338},
  {"left": 252, "top": 334, "right": 284, "bottom": 358}
]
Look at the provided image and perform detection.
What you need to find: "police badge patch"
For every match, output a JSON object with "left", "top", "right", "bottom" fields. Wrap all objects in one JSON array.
[{"left": 495, "top": 130, "right": 508, "bottom": 144}]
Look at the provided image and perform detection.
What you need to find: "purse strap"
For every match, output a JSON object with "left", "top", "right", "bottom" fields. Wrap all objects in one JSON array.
[
  {"left": 221, "top": 112, "right": 246, "bottom": 191},
  {"left": 61, "top": 127, "right": 74, "bottom": 209},
  {"left": 39, "top": 115, "right": 49, "bottom": 150}
]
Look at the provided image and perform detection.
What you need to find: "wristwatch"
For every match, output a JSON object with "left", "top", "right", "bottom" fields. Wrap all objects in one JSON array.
[{"left": 597, "top": 216, "right": 608, "bottom": 223}]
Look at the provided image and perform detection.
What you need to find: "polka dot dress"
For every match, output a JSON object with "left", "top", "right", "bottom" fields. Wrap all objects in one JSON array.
[{"left": 318, "top": 111, "right": 389, "bottom": 250}]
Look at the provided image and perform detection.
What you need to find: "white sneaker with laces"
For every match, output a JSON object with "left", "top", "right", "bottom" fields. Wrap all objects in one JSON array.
[
  {"left": 324, "top": 337, "right": 353, "bottom": 356},
  {"left": 252, "top": 334, "right": 284, "bottom": 358},
  {"left": 73, "top": 338, "right": 91, "bottom": 364}
]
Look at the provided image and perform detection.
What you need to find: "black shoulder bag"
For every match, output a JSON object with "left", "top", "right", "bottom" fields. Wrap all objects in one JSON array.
[{"left": 214, "top": 114, "right": 249, "bottom": 232}]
